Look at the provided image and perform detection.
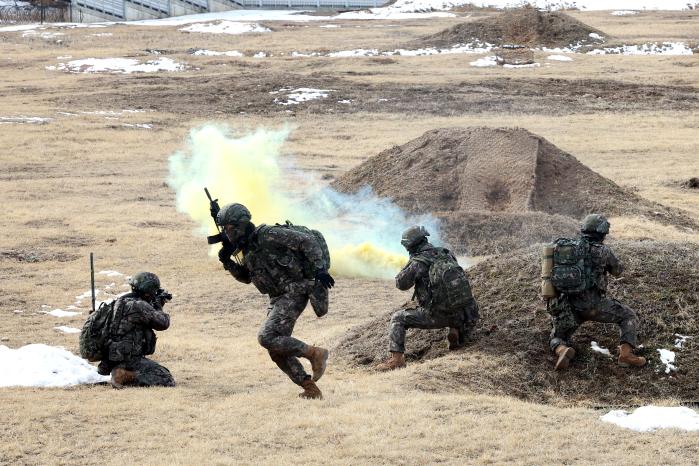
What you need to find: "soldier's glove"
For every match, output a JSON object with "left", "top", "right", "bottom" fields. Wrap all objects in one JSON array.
[{"left": 314, "top": 269, "right": 335, "bottom": 289}]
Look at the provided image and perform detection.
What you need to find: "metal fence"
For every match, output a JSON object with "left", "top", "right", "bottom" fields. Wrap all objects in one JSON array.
[{"left": 0, "top": 3, "right": 69, "bottom": 23}]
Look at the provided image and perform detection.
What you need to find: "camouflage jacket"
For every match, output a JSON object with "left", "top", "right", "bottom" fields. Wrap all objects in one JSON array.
[
  {"left": 107, "top": 292, "right": 170, "bottom": 362},
  {"left": 395, "top": 242, "right": 456, "bottom": 307},
  {"left": 228, "top": 224, "right": 325, "bottom": 297},
  {"left": 568, "top": 237, "right": 624, "bottom": 308}
]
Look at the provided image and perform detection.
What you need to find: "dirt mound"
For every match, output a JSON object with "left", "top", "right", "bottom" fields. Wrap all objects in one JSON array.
[
  {"left": 335, "top": 240, "right": 699, "bottom": 406},
  {"left": 417, "top": 8, "right": 606, "bottom": 49},
  {"left": 332, "top": 127, "right": 696, "bottom": 254}
]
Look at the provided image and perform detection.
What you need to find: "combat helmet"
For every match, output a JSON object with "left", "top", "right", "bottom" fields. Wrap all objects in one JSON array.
[
  {"left": 129, "top": 272, "right": 161, "bottom": 295},
  {"left": 217, "top": 203, "right": 251, "bottom": 226},
  {"left": 580, "top": 214, "right": 610, "bottom": 235},
  {"left": 401, "top": 225, "right": 430, "bottom": 249}
]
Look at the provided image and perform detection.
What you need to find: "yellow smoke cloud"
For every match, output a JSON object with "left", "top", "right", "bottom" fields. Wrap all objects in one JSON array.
[{"left": 168, "top": 125, "right": 435, "bottom": 279}]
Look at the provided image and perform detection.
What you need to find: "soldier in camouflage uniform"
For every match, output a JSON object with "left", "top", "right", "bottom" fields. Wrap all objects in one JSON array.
[
  {"left": 549, "top": 214, "right": 646, "bottom": 370},
  {"left": 99, "top": 272, "right": 175, "bottom": 388},
  {"left": 216, "top": 203, "right": 334, "bottom": 400},
  {"left": 376, "top": 226, "right": 479, "bottom": 371}
]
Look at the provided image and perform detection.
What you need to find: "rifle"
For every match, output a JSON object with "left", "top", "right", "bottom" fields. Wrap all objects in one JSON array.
[
  {"left": 90, "top": 252, "right": 96, "bottom": 314},
  {"left": 204, "top": 188, "right": 241, "bottom": 265},
  {"left": 154, "top": 288, "right": 173, "bottom": 308}
]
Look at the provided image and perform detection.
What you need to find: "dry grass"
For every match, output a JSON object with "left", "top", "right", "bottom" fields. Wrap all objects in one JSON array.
[{"left": 1, "top": 9, "right": 699, "bottom": 465}]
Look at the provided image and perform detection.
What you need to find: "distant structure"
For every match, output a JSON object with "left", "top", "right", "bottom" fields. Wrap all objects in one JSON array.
[{"left": 71, "top": 0, "right": 387, "bottom": 22}]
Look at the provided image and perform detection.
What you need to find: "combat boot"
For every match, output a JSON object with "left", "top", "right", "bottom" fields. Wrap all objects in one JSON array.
[
  {"left": 302, "top": 345, "right": 329, "bottom": 382},
  {"left": 375, "top": 352, "right": 406, "bottom": 371},
  {"left": 299, "top": 379, "right": 323, "bottom": 400},
  {"left": 618, "top": 343, "right": 646, "bottom": 367},
  {"left": 110, "top": 368, "right": 137, "bottom": 389},
  {"left": 554, "top": 344, "right": 576, "bottom": 371},
  {"left": 447, "top": 328, "right": 463, "bottom": 350}
]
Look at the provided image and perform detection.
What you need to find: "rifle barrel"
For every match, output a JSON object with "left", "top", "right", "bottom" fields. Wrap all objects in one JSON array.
[{"left": 90, "top": 252, "right": 96, "bottom": 313}]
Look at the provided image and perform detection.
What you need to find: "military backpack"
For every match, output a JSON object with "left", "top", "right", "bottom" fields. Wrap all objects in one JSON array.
[
  {"left": 276, "top": 221, "right": 331, "bottom": 271},
  {"left": 550, "top": 237, "right": 595, "bottom": 294},
  {"left": 415, "top": 248, "right": 473, "bottom": 314},
  {"left": 79, "top": 299, "right": 118, "bottom": 362}
]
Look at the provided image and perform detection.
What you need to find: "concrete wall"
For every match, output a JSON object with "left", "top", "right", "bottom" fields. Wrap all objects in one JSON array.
[
  {"left": 71, "top": 4, "right": 124, "bottom": 21},
  {"left": 208, "top": 0, "right": 241, "bottom": 12},
  {"left": 169, "top": 0, "right": 206, "bottom": 17},
  {"left": 123, "top": 0, "right": 168, "bottom": 20}
]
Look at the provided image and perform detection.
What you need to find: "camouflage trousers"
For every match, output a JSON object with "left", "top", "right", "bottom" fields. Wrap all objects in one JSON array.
[
  {"left": 387, "top": 301, "right": 478, "bottom": 353},
  {"left": 112, "top": 357, "right": 175, "bottom": 387},
  {"left": 549, "top": 296, "right": 640, "bottom": 352},
  {"left": 257, "top": 292, "right": 311, "bottom": 386}
]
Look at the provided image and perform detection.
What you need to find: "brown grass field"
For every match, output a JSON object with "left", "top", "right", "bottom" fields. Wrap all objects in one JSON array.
[{"left": 1, "top": 8, "right": 698, "bottom": 465}]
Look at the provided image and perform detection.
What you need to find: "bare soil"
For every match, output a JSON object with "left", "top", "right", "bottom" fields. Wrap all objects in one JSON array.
[
  {"left": 416, "top": 8, "right": 606, "bottom": 48},
  {"left": 332, "top": 127, "right": 697, "bottom": 254},
  {"left": 335, "top": 240, "right": 699, "bottom": 406},
  {"left": 51, "top": 74, "right": 699, "bottom": 118}
]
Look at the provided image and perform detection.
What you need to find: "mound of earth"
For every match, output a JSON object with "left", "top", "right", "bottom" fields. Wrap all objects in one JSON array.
[
  {"left": 417, "top": 8, "right": 606, "bottom": 49},
  {"left": 332, "top": 127, "right": 696, "bottom": 255},
  {"left": 334, "top": 240, "right": 699, "bottom": 406}
]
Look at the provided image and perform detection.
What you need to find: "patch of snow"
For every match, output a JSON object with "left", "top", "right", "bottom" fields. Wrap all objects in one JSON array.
[
  {"left": 320, "top": 24, "right": 340, "bottom": 28},
  {"left": 611, "top": 10, "right": 639, "bottom": 15},
  {"left": 0, "top": 344, "right": 109, "bottom": 387},
  {"left": 44, "top": 309, "right": 81, "bottom": 318},
  {"left": 90, "top": 33, "right": 113, "bottom": 37},
  {"left": 180, "top": 21, "right": 270, "bottom": 35},
  {"left": 588, "top": 32, "right": 603, "bottom": 40},
  {"left": 674, "top": 334, "right": 693, "bottom": 349},
  {"left": 13, "top": 310, "right": 23, "bottom": 314},
  {"left": 98, "top": 270, "right": 124, "bottom": 277},
  {"left": 590, "top": 341, "right": 612, "bottom": 356},
  {"left": 193, "top": 49, "right": 244, "bottom": 57},
  {"left": 503, "top": 62, "right": 540, "bottom": 68},
  {"left": 588, "top": 42, "right": 693, "bottom": 56},
  {"left": 0, "top": 116, "right": 51, "bottom": 124},
  {"left": 328, "top": 49, "right": 380, "bottom": 58},
  {"left": 601, "top": 406, "right": 699, "bottom": 432},
  {"left": 657, "top": 348, "right": 677, "bottom": 373},
  {"left": 470, "top": 56, "right": 498, "bottom": 67},
  {"left": 338, "top": 99, "right": 352, "bottom": 104},
  {"left": 253, "top": 52, "right": 267, "bottom": 58},
  {"left": 121, "top": 123, "right": 153, "bottom": 129},
  {"left": 49, "top": 57, "right": 184, "bottom": 74},
  {"left": 291, "top": 51, "right": 321, "bottom": 57},
  {"left": 547, "top": 54, "right": 573, "bottom": 61},
  {"left": 54, "top": 326, "right": 81, "bottom": 334},
  {"left": 22, "top": 30, "right": 64, "bottom": 39},
  {"left": 273, "top": 88, "right": 331, "bottom": 105},
  {"left": 57, "top": 55, "right": 72, "bottom": 59}
]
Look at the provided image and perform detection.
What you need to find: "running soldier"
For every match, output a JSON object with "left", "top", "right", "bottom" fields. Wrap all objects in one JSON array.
[
  {"left": 376, "top": 226, "right": 479, "bottom": 371},
  {"left": 545, "top": 214, "right": 646, "bottom": 370},
  {"left": 215, "top": 203, "right": 333, "bottom": 400}
]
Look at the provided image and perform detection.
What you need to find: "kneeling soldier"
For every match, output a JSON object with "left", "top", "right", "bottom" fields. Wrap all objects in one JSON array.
[{"left": 376, "top": 226, "right": 479, "bottom": 371}]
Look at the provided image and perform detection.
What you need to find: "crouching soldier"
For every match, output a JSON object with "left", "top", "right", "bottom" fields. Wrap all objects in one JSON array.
[
  {"left": 376, "top": 226, "right": 479, "bottom": 371},
  {"left": 100, "top": 272, "right": 175, "bottom": 388},
  {"left": 543, "top": 214, "right": 646, "bottom": 370},
  {"left": 215, "top": 203, "right": 333, "bottom": 400}
]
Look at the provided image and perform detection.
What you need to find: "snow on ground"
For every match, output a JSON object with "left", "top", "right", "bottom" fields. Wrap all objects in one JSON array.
[
  {"left": 0, "top": 344, "right": 108, "bottom": 387},
  {"left": 193, "top": 49, "right": 244, "bottom": 57},
  {"left": 98, "top": 270, "right": 125, "bottom": 277},
  {"left": 590, "top": 341, "right": 612, "bottom": 356},
  {"left": 675, "top": 334, "right": 693, "bottom": 349},
  {"left": 271, "top": 88, "right": 331, "bottom": 105},
  {"left": 43, "top": 309, "right": 81, "bottom": 318},
  {"left": 601, "top": 406, "right": 699, "bottom": 432},
  {"left": 547, "top": 54, "right": 573, "bottom": 61},
  {"left": 54, "top": 326, "right": 81, "bottom": 334},
  {"left": 122, "top": 123, "right": 153, "bottom": 129},
  {"left": 395, "top": 1, "right": 699, "bottom": 10},
  {"left": 22, "top": 30, "right": 64, "bottom": 39},
  {"left": 0, "top": 116, "right": 51, "bottom": 124},
  {"left": 587, "top": 42, "right": 693, "bottom": 55},
  {"left": 47, "top": 57, "right": 184, "bottom": 74},
  {"left": 180, "top": 21, "right": 270, "bottom": 35},
  {"left": 503, "top": 62, "right": 540, "bottom": 68},
  {"left": 612, "top": 10, "right": 639, "bottom": 15},
  {"left": 470, "top": 56, "right": 498, "bottom": 67},
  {"left": 657, "top": 348, "right": 678, "bottom": 373}
]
